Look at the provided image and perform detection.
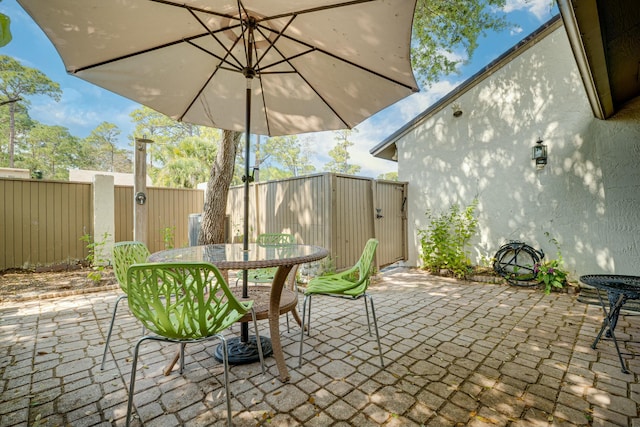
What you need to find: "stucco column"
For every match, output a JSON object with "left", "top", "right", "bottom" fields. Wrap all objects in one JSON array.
[{"left": 92, "top": 174, "right": 115, "bottom": 265}]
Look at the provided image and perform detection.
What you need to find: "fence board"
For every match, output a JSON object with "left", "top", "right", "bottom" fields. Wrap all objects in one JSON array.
[
  {"left": 1, "top": 174, "right": 405, "bottom": 271},
  {"left": 0, "top": 179, "right": 92, "bottom": 270}
]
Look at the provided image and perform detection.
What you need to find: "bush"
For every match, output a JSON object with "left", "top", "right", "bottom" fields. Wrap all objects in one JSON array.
[
  {"left": 418, "top": 199, "right": 478, "bottom": 278},
  {"left": 535, "top": 232, "right": 569, "bottom": 294}
]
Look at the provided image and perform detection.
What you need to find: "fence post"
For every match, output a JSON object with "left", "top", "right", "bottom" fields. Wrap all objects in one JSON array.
[{"left": 92, "top": 174, "right": 115, "bottom": 265}]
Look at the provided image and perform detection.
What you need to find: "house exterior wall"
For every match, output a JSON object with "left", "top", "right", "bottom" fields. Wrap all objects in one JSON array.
[{"left": 397, "top": 25, "right": 640, "bottom": 277}]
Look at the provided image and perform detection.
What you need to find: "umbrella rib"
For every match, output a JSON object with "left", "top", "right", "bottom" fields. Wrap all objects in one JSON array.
[
  {"left": 256, "top": 77, "right": 272, "bottom": 136},
  {"left": 71, "top": 33, "right": 215, "bottom": 73},
  {"left": 253, "top": 16, "right": 295, "bottom": 69},
  {"left": 149, "top": 0, "right": 240, "bottom": 20},
  {"left": 275, "top": 32, "right": 418, "bottom": 92},
  {"left": 256, "top": 0, "right": 377, "bottom": 22},
  {"left": 186, "top": 7, "right": 245, "bottom": 71}
]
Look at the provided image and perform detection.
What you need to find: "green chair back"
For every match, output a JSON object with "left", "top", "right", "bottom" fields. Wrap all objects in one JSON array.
[
  {"left": 241, "top": 233, "right": 295, "bottom": 284},
  {"left": 256, "top": 233, "right": 295, "bottom": 246},
  {"left": 306, "top": 238, "right": 378, "bottom": 297},
  {"left": 344, "top": 238, "right": 379, "bottom": 295},
  {"left": 113, "top": 241, "right": 150, "bottom": 293},
  {"left": 127, "top": 262, "right": 253, "bottom": 340}
]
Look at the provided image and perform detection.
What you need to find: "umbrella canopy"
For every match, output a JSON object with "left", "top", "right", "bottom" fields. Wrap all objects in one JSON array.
[
  {"left": 19, "top": 0, "right": 419, "bottom": 354},
  {"left": 17, "top": 0, "right": 419, "bottom": 137}
]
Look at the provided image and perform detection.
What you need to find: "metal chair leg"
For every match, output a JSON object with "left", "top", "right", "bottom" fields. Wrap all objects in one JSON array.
[
  {"left": 363, "top": 294, "right": 372, "bottom": 336},
  {"left": 100, "top": 294, "right": 127, "bottom": 370},
  {"left": 219, "top": 337, "right": 232, "bottom": 427},
  {"left": 367, "top": 294, "right": 384, "bottom": 367},
  {"left": 250, "top": 307, "right": 266, "bottom": 374},
  {"left": 298, "top": 294, "right": 310, "bottom": 367},
  {"left": 126, "top": 336, "right": 150, "bottom": 427}
]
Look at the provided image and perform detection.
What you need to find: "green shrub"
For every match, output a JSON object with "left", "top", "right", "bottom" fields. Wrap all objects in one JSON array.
[
  {"left": 535, "top": 232, "right": 569, "bottom": 294},
  {"left": 418, "top": 199, "right": 479, "bottom": 278},
  {"left": 80, "top": 232, "right": 111, "bottom": 283}
]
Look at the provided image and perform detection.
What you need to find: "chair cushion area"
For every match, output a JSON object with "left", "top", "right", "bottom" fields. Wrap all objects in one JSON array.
[{"left": 305, "top": 276, "right": 364, "bottom": 296}]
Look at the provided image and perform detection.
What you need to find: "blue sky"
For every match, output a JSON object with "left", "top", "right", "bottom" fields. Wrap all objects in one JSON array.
[{"left": 1, "top": 0, "right": 558, "bottom": 178}]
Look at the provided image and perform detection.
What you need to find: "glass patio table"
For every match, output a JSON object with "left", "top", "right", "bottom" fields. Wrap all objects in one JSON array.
[
  {"left": 148, "top": 243, "right": 329, "bottom": 382},
  {"left": 579, "top": 274, "right": 640, "bottom": 374}
]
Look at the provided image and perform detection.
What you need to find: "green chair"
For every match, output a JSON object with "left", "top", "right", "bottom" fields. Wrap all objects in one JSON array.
[
  {"left": 298, "top": 238, "right": 383, "bottom": 367},
  {"left": 125, "top": 262, "right": 264, "bottom": 427},
  {"left": 236, "top": 233, "right": 296, "bottom": 286},
  {"left": 100, "top": 241, "right": 150, "bottom": 370},
  {"left": 237, "top": 233, "right": 299, "bottom": 331}
]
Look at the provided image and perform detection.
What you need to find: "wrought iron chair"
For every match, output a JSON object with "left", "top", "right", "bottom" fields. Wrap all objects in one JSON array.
[
  {"left": 100, "top": 241, "right": 150, "bottom": 370},
  {"left": 297, "top": 238, "right": 383, "bottom": 367},
  {"left": 125, "top": 262, "right": 264, "bottom": 427}
]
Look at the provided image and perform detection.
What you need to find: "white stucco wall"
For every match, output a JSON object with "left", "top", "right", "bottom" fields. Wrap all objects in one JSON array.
[{"left": 397, "top": 25, "right": 640, "bottom": 277}]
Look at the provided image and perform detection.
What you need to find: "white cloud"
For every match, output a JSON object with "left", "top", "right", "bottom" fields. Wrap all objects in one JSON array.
[
  {"left": 297, "top": 78, "right": 464, "bottom": 179},
  {"left": 29, "top": 88, "right": 137, "bottom": 148},
  {"left": 510, "top": 26, "right": 524, "bottom": 37},
  {"left": 503, "top": 0, "right": 552, "bottom": 20}
]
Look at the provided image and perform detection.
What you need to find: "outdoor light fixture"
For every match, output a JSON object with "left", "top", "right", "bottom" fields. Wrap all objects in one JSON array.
[
  {"left": 452, "top": 103, "right": 463, "bottom": 117},
  {"left": 532, "top": 138, "right": 547, "bottom": 168}
]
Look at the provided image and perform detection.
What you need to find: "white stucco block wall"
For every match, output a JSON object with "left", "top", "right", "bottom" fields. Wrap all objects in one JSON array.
[{"left": 397, "top": 25, "right": 640, "bottom": 277}]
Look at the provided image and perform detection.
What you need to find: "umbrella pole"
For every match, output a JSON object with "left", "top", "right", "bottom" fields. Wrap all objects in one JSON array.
[
  {"left": 214, "top": 19, "right": 273, "bottom": 365},
  {"left": 241, "top": 76, "right": 252, "bottom": 343}
]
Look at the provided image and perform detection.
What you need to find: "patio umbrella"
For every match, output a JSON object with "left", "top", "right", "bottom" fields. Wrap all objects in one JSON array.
[{"left": 18, "top": 0, "right": 419, "bottom": 357}]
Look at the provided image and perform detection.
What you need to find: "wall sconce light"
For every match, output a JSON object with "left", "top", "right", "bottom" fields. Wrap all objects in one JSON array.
[
  {"left": 532, "top": 138, "right": 547, "bottom": 168},
  {"left": 452, "top": 103, "right": 463, "bottom": 117}
]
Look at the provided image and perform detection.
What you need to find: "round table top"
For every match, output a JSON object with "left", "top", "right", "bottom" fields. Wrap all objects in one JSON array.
[
  {"left": 148, "top": 243, "right": 329, "bottom": 270},
  {"left": 579, "top": 274, "right": 640, "bottom": 297}
]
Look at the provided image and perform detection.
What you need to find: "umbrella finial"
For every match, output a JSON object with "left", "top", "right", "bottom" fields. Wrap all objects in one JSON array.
[{"left": 242, "top": 67, "right": 257, "bottom": 79}]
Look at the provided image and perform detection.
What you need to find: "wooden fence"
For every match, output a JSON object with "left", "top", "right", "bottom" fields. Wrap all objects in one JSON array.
[
  {"left": 1, "top": 174, "right": 406, "bottom": 272},
  {"left": 1, "top": 178, "right": 204, "bottom": 271},
  {"left": 227, "top": 173, "right": 407, "bottom": 270}
]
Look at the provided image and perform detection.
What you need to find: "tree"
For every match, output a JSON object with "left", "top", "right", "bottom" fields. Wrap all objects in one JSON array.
[
  {"left": 412, "top": 0, "right": 509, "bottom": 87},
  {"left": 199, "top": 130, "right": 242, "bottom": 244},
  {"left": 378, "top": 171, "right": 398, "bottom": 181},
  {"left": 130, "top": 106, "right": 199, "bottom": 167},
  {"left": 257, "top": 135, "right": 316, "bottom": 181},
  {"left": 20, "top": 123, "right": 80, "bottom": 180},
  {"left": 0, "top": 102, "right": 33, "bottom": 166},
  {"left": 153, "top": 135, "right": 220, "bottom": 188},
  {"left": 324, "top": 130, "right": 361, "bottom": 175},
  {"left": 85, "top": 122, "right": 131, "bottom": 173},
  {"left": 0, "top": 55, "right": 61, "bottom": 167}
]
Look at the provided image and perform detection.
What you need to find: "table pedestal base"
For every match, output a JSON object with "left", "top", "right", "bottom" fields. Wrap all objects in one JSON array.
[{"left": 214, "top": 335, "right": 273, "bottom": 364}]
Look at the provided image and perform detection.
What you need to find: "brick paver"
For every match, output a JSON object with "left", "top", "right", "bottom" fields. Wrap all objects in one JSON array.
[{"left": 1, "top": 268, "right": 638, "bottom": 426}]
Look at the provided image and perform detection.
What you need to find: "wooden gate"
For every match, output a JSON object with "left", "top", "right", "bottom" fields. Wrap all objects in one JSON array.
[
  {"left": 226, "top": 173, "right": 407, "bottom": 271},
  {"left": 373, "top": 181, "right": 407, "bottom": 267}
]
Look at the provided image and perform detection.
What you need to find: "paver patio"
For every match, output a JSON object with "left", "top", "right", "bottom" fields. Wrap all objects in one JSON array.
[{"left": 1, "top": 267, "right": 638, "bottom": 426}]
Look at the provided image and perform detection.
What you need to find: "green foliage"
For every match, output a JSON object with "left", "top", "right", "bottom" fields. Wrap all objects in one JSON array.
[
  {"left": 318, "top": 256, "right": 337, "bottom": 276},
  {"left": 255, "top": 134, "right": 316, "bottom": 181},
  {"left": 324, "top": 130, "right": 361, "bottom": 175},
  {"left": 84, "top": 122, "right": 131, "bottom": 173},
  {"left": 130, "top": 106, "right": 221, "bottom": 188},
  {"left": 19, "top": 123, "right": 81, "bottom": 180},
  {"left": 161, "top": 226, "right": 175, "bottom": 249},
  {"left": 377, "top": 171, "right": 398, "bottom": 181},
  {"left": 80, "top": 232, "right": 111, "bottom": 283},
  {"left": 534, "top": 232, "right": 569, "bottom": 294},
  {"left": 0, "top": 55, "right": 61, "bottom": 168},
  {"left": 412, "top": 0, "right": 510, "bottom": 87},
  {"left": 418, "top": 199, "right": 479, "bottom": 278},
  {"left": 0, "top": 11, "right": 11, "bottom": 48}
]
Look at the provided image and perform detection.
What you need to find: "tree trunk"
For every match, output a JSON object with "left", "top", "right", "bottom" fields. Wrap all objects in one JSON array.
[
  {"left": 198, "top": 129, "right": 241, "bottom": 245},
  {"left": 8, "top": 102, "right": 15, "bottom": 167}
]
